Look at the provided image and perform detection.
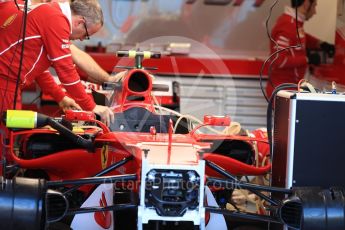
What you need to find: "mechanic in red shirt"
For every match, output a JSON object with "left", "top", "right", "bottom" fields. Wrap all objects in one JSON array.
[
  {"left": 266, "top": 0, "right": 335, "bottom": 98},
  {"left": 0, "top": 0, "right": 114, "bottom": 125},
  {"left": 27, "top": 0, "right": 125, "bottom": 112}
]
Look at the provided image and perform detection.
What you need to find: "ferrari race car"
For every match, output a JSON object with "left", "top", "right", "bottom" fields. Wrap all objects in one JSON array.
[{"left": 1, "top": 51, "right": 344, "bottom": 230}]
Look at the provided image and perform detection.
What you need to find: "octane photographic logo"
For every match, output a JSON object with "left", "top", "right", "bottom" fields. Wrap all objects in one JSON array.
[{"left": 113, "top": 36, "right": 237, "bottom": 146}]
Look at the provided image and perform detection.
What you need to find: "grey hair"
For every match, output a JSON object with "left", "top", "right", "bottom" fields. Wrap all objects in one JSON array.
[{"left": 70, "top": 0, "right": 104, "bottom": 26}]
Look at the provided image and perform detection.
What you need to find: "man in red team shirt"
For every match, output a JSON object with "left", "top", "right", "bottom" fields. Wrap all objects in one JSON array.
[
  {"left": 0, "top": 0, "right": 115, "bottom": 125},
  {"left": 266, "top": 0, "right": 335, "bottom": 98},
  {"left": 0, "top": 0, "right": 117, "bottom": 176},
  {"left": 29, "top": 0, "right": 126, "bottom": 113}
]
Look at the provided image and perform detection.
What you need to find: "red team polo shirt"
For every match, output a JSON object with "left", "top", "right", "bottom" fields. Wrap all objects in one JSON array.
[
  {"left": 266, "top": 6, "right": 320, "bottom": 97},
  {"left": 0, "top": 1, "right": 96, "bottom": 112}
]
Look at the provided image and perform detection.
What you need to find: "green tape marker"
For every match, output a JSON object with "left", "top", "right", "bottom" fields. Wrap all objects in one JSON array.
[
  {"left": 6, "top": 110, "right": 37, "bottom": 128},
  {"left": 143, "top": 51, "right": 151, "bottom": 59},
  {"left": 128, "top": 50, "right": 136, "bottom": 58}
]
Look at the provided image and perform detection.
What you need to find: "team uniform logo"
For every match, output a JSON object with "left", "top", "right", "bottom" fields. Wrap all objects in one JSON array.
[
  {"left": 1, "top": 14, "right": 17, "bottom": 29},
  {"left": 61, "top": 44, "right": 70, "bottom": 49},
  {"left": 61, "top": 39, "right": 70, "bottom": 49}
]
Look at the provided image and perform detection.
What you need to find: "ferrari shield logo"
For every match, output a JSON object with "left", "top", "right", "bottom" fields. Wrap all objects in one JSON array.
[{"left": 101, "top": 145, "right": 108, "bottom": 169}]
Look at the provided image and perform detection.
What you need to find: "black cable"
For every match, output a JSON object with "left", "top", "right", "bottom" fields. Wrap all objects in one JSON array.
[
  {"left": 265, "top": 0, "right": 281, "bottom": 90},
  {"left": 14, "top": 0, "right": 20, "bottom": 10},
  {"left": 245, "top": 176, "right": 250, "bottom": 183},
  {"left": 0, "top": 1, "right": 27, "bottom": 115},
  {"left": 266, "top": 83, "right": 298, "bottom": 230},
  {"left": 228, "top": 200, "right": 241, "bottom": 212},
  {"left": 260, "top": 13, "right": 304, "bottom": 221},
  {"left": 46, "top": 117, "right": 94, "bottom": 150},
  {"left": 295, "top": 3, "right": 302, "bottom": 46},
  {"left": 0, "top": 1, "right": 29, "bottom": 179},
  {"left": 264, "top": 80, "right": 298, "bottom": 227},
  {"left": 27, "top": 92, "right": 42, "bottom": 105},
  {"left": 266, "top": 83, "right": 298, "bottom": 161},
  {"left": 265, "top": 0, "right": 279, "bottom": 48},
  {"left": 263, "top": 1, "right": 305, "bottom": 174},
  {"left": 260, "top": 47, "right": 300, "bottom": 102},
  {"left": 267, "top": 56, "right": 277, "bottom": 88},
  {"left": 265, "top": 83, "right": 298, "bottom": 218},
  {"left": 260, "top": 1, "right": 304, "bottom": 103},
  {"left": 260, "top": 0, "right": 280, "bottom": 103},
  {"left": 0, "top": 131, "right": 5, "bottom": 177},
  {"left": 13, "top": 0, "right": 29, "bottom": 109}
]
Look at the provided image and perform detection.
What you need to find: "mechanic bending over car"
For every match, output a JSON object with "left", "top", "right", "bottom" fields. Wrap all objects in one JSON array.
[
  {"left": 0, "top": 0, "right": 122, "bottom": 127},
  {"left": 29, "top": 0, "right": 126, "bottom": 111},
  {"left": 265, "top": 0, "right": 335, "bottom": 98}
]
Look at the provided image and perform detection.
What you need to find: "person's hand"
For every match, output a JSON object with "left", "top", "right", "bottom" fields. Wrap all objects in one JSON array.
[
  {"left": 320, "top": 42, "right": 335, "bottom": 58},
  {"left": 307, "top": 52, "right": 321, "bottom": 66},
  {"left": 58, "top": 96, "right": 82, "bottom": 112},
  {"left": 108, "top": 71, "right": 128, "bottom": 82},
  {"left": 92, "top": 105, "right": 114, "bottom": 126}
]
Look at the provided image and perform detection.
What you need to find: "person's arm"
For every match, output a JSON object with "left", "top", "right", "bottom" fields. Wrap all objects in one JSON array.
[
  {"left": 39, "top": 10, "right": 95, "bottom": 110},
  {"left": 70, "top": 44, "right": 128, "bottom": 83},
  {"left": 270, "top": 28, "right": 308, "bottom": 69},
  {"left": 35, "top": 71, "right": 66, "bottom": 103},
  {"left": 35, "top": 71, "right": 81, "bottom": 111},
  {"left": 271, "top": 48, "right": 308, "bottom": 69},
  {"left": 70, "top": 44, "right": 110, "bottom": 84},
  {"left": 38, "top": 6, "right": 113, "bottom": 125},
  {"left": 306, "top": 33, "right": 335, "bottom": 58},
  {"left": 306, "top": 33, "right": 321, "bottom": 50},
  {"left": 58, "top": 96, "right": 82, "bottom": 111}
]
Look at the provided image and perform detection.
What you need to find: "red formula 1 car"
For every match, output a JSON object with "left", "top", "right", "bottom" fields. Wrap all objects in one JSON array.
[{"left": 1, "top": 51, "right": 343, "bottom": 230}]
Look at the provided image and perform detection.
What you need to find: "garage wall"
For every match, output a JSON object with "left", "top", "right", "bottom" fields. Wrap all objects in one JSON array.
[
  {"left": 78, "top": 0, "right": 279, "bottom": 57},
  {"left": 304, "top": 0, "right": 337, "bottom": 44},
  {"left": 77, "top": 0, "right": 337, "bottom": 57},
  {"left": 156, "top": 75, "right": 268, "bottom": 131}
]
